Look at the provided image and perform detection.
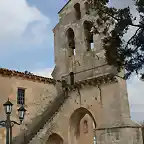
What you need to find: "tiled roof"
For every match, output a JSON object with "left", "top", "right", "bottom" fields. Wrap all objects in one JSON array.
[{"left": 0, "top": 68, "right": 56, "bottom": 84}]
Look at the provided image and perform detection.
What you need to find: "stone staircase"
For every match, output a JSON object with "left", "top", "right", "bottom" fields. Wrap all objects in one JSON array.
[{"left": 12, "top": 88, "right": 69, "bottom": 144}]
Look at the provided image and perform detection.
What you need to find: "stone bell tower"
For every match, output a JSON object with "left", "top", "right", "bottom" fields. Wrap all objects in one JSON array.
[{"left": 51, "top": 0, "right": 117, "bottom": 83}]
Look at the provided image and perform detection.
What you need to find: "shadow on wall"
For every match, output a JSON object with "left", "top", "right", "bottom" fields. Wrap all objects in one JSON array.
[{"left": 47, "top": 133, "right": 64, "bottom": 144}]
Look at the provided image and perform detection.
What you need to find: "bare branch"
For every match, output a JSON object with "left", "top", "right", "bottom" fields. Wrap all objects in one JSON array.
[
  {"left": 131, "top": 23, "right": 144, "bottom": 28},
  {"left": 125, "top": 28, "right": 141, "bottom": 50},
  {"left": 90, "top": 2, "right": 144, "bottom": 29}
]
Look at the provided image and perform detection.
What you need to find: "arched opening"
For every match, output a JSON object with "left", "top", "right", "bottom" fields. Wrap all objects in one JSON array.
[
  {"left": 84, "top": 2, "right": 89, "bottom": 14},
  {"left": 83, "top": 21, "right": 94, "bottom": 51},
  {"left": 47, "top": 133, "right": 63, "bottom": 144},
  {"left": 69, "top": 107, "right": 96, "bottom": 144},
  {"left": 74, "top": 3, "right": 81, "bottom": 20},
  {"left": 66, "top": 28, "right": 76, "bottom": 56}
]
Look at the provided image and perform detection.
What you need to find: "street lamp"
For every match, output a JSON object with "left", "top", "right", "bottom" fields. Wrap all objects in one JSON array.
[
  {"left": 17, "top": 105, "right": 26, "bottom": 123},
  {"left": 0, "top": 99, "right": 27, "bottom": 144}
]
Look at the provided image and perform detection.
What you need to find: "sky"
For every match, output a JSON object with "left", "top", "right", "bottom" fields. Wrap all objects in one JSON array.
[{"left": 0, "top": 0, "right": 144, "bottom": 122}]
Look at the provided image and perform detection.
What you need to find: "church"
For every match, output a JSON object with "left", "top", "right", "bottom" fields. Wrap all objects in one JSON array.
[{"left": 0, "top": 0, "right": 143, "bottom": 144}]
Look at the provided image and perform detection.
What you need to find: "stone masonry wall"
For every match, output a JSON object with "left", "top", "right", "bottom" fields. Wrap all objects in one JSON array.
[
  {"left": 0, "top": 75, "right": 57, "bottom": 143},
  {"left": 53, "top": 0, "right": 117, "bottom": 82},
  {"left": 96, "top": 127, "right": 143, "bottom": 144},
  {"left": 29, "top": 78, "right": 142, "bottom": 144}
]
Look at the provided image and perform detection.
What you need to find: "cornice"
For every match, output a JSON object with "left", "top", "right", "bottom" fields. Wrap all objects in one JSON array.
[
  {"left": 0, "top": 68, "right": 55, "bottom": 84},
  {"left": 67, "top": 74, "right": 118, "bottom": 91}
]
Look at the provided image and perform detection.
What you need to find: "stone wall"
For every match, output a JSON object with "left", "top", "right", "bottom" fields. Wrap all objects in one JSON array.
[
  {"left": 52, "top": 0, "right": 118, "bottom": 83},
  {"left": 96, "top": 127, "right": 143, "bottom": 144},
  {"left": 28, "top": 75, "right": 142, "bottom": 144},
  {"left": 0, "top": 74, "right": 57, "bottom": 143}
]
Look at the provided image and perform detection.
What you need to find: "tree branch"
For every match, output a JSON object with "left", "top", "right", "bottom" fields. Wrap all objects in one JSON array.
[
  {"left": 131, "top": 23, "right": 144, "bottom": 29},
  {"left": 90, "top": 3, "right": 144, "bottom": 29},
  {"left": 125, "top": 28, "right": 141, "bottom": 50}
]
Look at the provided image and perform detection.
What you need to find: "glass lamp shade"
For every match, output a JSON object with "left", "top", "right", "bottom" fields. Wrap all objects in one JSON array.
[
  {"left": 3, "top": 99, "right": 13, "bottom": 114},
  {"left": 17, "top": 105, "right": 26, "bottom": 122}
]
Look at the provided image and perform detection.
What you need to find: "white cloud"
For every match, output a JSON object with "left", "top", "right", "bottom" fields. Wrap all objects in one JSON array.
[
  {"left": 109, "top": 0, "right": 134, "bottom": 8},
  {"left": 33, "top": 67, "right": 53, "bottom": 78},
  {"left": 0, "top": 0, "right": 50, "bottom": 45}
]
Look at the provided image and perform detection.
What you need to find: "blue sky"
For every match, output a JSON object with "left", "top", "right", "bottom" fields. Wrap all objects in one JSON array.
[
  {"left": 1, "top": 0, "right": 144, "bottom": 122},
  {"left": 0, "top": 0, "right": 68, "bottom": 74}
]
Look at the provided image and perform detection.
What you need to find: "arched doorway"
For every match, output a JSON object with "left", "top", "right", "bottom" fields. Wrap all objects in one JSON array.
[
  {"left": 69, "top": 107, "right": 96, "bottom": 144},
  {"left": 47, "top": 133, "right": 63, "bottom": 144}
]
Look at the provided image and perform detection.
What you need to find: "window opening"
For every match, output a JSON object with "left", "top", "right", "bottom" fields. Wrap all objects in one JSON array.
[
  {"left": 84, "top": 21, "right": 94, "bottom": 51},
  {"left": 70, "top": 72, "right": 74, "bottom": 85},
  {"left": 17, "top": 88, "right": 25, "bottom": 105},
  {"left": 74, "top": 3, "right": 81, "bottom": 20},
  {"left": 66, "top": 28, "right": 76, "bottom": 56},
  {"left": 83, "top": 120, "right": 88, "bottom": 133},
  {"left": 84, "top": 2, "right": 89, "bottom": 14}
]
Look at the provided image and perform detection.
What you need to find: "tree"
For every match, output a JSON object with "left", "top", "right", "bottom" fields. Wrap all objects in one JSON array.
[{"left": 88, "top": 0, "right": 144, "bottom": 80}]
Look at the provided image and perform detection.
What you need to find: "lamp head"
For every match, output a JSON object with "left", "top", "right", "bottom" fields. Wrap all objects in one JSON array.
[
  {"left": 3, "top": 99, "right": 13, "bottom": 114},
  {"left": 17, "top": 105, "right": 27, "bottom": 123}
]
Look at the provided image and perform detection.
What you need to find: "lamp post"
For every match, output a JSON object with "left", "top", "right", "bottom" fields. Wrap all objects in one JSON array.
[{"left": 0, "top": 99, "right": 26, "bottom": 144}]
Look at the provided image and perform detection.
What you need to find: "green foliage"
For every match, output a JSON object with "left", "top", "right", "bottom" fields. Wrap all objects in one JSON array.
[{"left": 89, "top": 0, "right": 144, "bottom": 80}]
